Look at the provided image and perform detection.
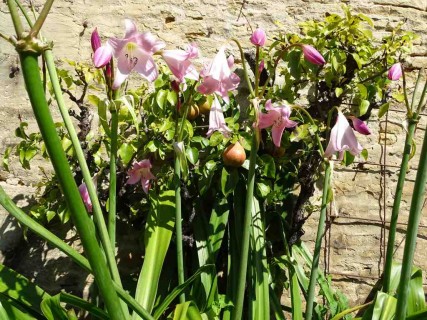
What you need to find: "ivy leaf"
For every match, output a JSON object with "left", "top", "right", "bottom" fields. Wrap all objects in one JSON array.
[
  {"left": 378, "top": 102, "right": 390, "bottom": 118},
  {"left": 118, "top": 143, "right": 135, "bottom": 166},
  {"left": 359, "top": 100, "right": 370, "bottom": 116},
  {"left": 186, "top": 147, "right": 199, "bottom": 165},
  {"left": 335, "top": 87, "right": 343, "bottom": 98},
  {"left": 260, "top": 154, "right": 276, "bottom": 178},
  {"left": 221, "top": 167, "right": 239, "bottom": 197}
]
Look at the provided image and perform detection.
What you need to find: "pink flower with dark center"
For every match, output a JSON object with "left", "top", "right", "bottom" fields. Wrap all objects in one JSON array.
[
  {"left": 127, "top": 159, "right": 156, "bottom": 194},
  {"left": 91, "top": 28, "right": 113, "bottom": 68},
  {"left": 79, "top": 183, "right": 93, "bottom": 213},
  {"left": 324, "top": 112, "right": 363, "bottom": 159},
  {"left": 258, "top": 100, "right": 298, "bottom": 147},
  {"left": 161, "top": 43, "right": 199, "bottom": 82},
  {"left": 301, "top": 44, "right": 325, "bottom": 65},
  {"left": 349, "top": 116, "right": 371, "bottom": 135},
  {"left": 250, "top": 28, "right": 266, "bottom": 47},
  {"left": 108, "top": 19, "right": 165, "bottom": 89},
  {"left": 388, "top": 63, "right": 402, "bottom": 81},
  {"left": 206, "top": 95, "right": 232, "bottom": 137},
  {"left": 198, "top": 47, "right": 240, "bottom": 104}
]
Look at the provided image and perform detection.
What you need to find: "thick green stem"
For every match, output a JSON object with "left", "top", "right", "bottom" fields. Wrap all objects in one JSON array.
[
  {"left": 304, "top": 161, "right": 331, "bottom": 320},
  {"left": 174, "top": 155, "right": 186, "bottom": 303},
  {"left": 383, "top": 116, "right": 418, "bottom": 293},
  {"left": 44, "top": 49, "right": 126, "bottom": 294},
  {"left": 18, "top": 51, "right": 126, "bottom": 320},
  {"left": 108, "top": 110, "right": 119, "bottom": 250},
  {"left": 395, "top": 119, "right": 427, "bottom": 320},
  {"left": 231, "top": 133, "right": 258, "bottom": 320}
]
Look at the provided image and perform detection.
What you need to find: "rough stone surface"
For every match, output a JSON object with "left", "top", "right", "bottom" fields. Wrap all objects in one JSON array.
[{"left": 0, "top": 0, "right": 427, "bottom": 310}]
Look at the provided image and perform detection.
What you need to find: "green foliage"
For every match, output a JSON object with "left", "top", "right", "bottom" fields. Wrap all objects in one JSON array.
[{"left": 1, "top": 5, "right": 420, "bottom": 320}]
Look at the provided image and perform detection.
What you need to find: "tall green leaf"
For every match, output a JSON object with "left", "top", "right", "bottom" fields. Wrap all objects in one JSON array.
[
  {"left": 371, "top": 292, "right": 396, "bottom": 320},
  {"left": 0, "top": 294, "right": 39, "bottom": 320},
  {"left": 249, "top": 198, "right": 270, "bottom": 319},
  {"left": 133, "top": 190, "right": 175, "bottom": 319},
  {"left": 0, "top": 263, "right": 49, "bottom": 316}
]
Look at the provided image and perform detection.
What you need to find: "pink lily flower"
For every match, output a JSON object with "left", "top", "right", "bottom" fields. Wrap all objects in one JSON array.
[
  {"left": 108, "top": 19, "right": 165, "bottom": 89},
  {"left": 258, "top": 100, "right": 298, "bottom": 148},
  {"left": 206, "top": 95, "right": 232, "bottom": 137},
  {"left": 250, "top": 28, "right": 267, "bottom": 47},
  {"left": 388, "top": 63, "right": 402, "bottom": 81},
  {"left": 127, "top": 159, "right": 156, "bottom": 194},
  {"left": 78, "top": 183, "right": 93, "bottom": 213},
  {"left": 302, "top": 44, "right": 325, "bottom": 65},
  {"left": 161, "top": 43, "right": 199, "bottom": 82},
  {"left": 349, "top": 116, "right": 371, "bottom": 135},
  {"left": 198, "top": 47, "right": 240, "bottom": 103},
  {"left": 91, "top": 28, "right": 113, "bottom": 68},
  {"left": 324, "top": 112, "right": 363, "bottom": 159}
]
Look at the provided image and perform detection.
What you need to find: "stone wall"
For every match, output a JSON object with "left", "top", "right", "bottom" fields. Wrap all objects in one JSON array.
[{"left": 1, "top": 0, "right": 427, "bottom": 308}]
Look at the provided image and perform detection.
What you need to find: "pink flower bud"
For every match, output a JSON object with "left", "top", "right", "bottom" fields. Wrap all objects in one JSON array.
[
  {"left": 250, "top": 28, "right": 267, "bottom": 47},
  {"left": 349, "top": 116, "right": 371, "bottom": 135},
  {"left": 91, "top": 28, "right": 101, "bottom": 52},
  {"left": 388, "top": 63, "right": 402, "bottom": 81},
  {"left": 302, "top": 44, "right": 325, "bottom": 65},
  {"left": 259, "top": 60, "right": 265, "bottom": 73}
]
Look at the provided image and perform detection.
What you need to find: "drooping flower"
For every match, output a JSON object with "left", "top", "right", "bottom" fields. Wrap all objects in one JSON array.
[
  {"left": 127, "top": 159, "right": 156, "bottom": 194},
  {"left": 301, "top": 44, "right": 325, "bottom": 65},
  {"left": 198, "top": 47, "right": 240, "bottom": 103},
  {"left": 349, "top": 116, "right": 371, "bottom": 135},
  {"left": 324, "top": 112, "right": 363, "bottom": 159},
  {"left": 388, "top": 63, "right": 402, "bottom": 81},
  {"left": 250, "top": 28, "right": 266, "bottom": 47},
  {"left": 79, "top": 183, "right": 93, "bottom": 213},
  {"left": 258, "top": 100, "right": 298, "bottom": 147},
  {"left": 206, "top": 95, "right": 232, "bottom": 137},
  {"left": 108, "top": 19, "right": 165, "bottom": 89},
  {"left": 161, "top": 43, "right": 199, "bottom": 82},
  {"left": 91, "top": 28, "right": 113, "bottom": 68}
]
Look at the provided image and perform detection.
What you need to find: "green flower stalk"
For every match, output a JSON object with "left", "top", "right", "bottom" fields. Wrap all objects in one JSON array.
[
  {"left": 108, "top": 109, "right": 119, "bottom": 250},
  {"left": 382, "top": 115, "right": 418, "bottom": 293},
  {"left": 18, "top": 49, "right": 126, "bottom": 320},
  {"left": 395, "top": 116, "right": 427, "bottom": 319},
  {"left": 304, "top": 161, "right": 331, "bottom": 320}
]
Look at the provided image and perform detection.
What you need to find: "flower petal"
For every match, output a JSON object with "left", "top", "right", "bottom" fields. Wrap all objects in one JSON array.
[
  {"left": 124, "top": 19, "right": 137, "bottom": 38},
  {"left": 133, "top": 49, "right": 158, "bottom": 82},
  {"left": 112, "top": 68, "right": 129, "bottom": 89},
  {"left": 93, "top": 44, "right": 113, "bottom": 68},
  {"left": 138, "top": 32, "right": 165, "bottom": 54}
]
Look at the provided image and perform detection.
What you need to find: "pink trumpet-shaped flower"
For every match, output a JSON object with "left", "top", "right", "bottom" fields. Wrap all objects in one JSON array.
[
  {"left": 161, "top": 43, "right": 199, "bottom": 82},
  {"left": 324, "top": 112, "right": 363, "bottom": 159},
  {"left": 250, "top": 28, "right": 266, "bottom": 47},
  {"left": 198, "top": 47, "right": 240, "bottom": 104},
  {"left": 91, "top": 28, "right": 113, "bottom": 68},
  {"left": 388, "top": 63, "right": 402, "bottom": 81},
  {"left": 258, "top": 100, "right": 298, "bottom": 147},
  {"left": 127, "top": 159, "right": 156, "bottom": 194},
  {"left": 349, "top": 116, "right": 371, "bottom": 135},
  {"left": 206, "top": 95, "right": 232, "bottom": 137},
  {"left": 108, "top": 19, "right": 165, "bottom": 89},
  {"left": 79, "top": 183, "right": 93, "bottom": 213},
  {"left": 302, "top": 44, "right": 325, "bottom": 65}
]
